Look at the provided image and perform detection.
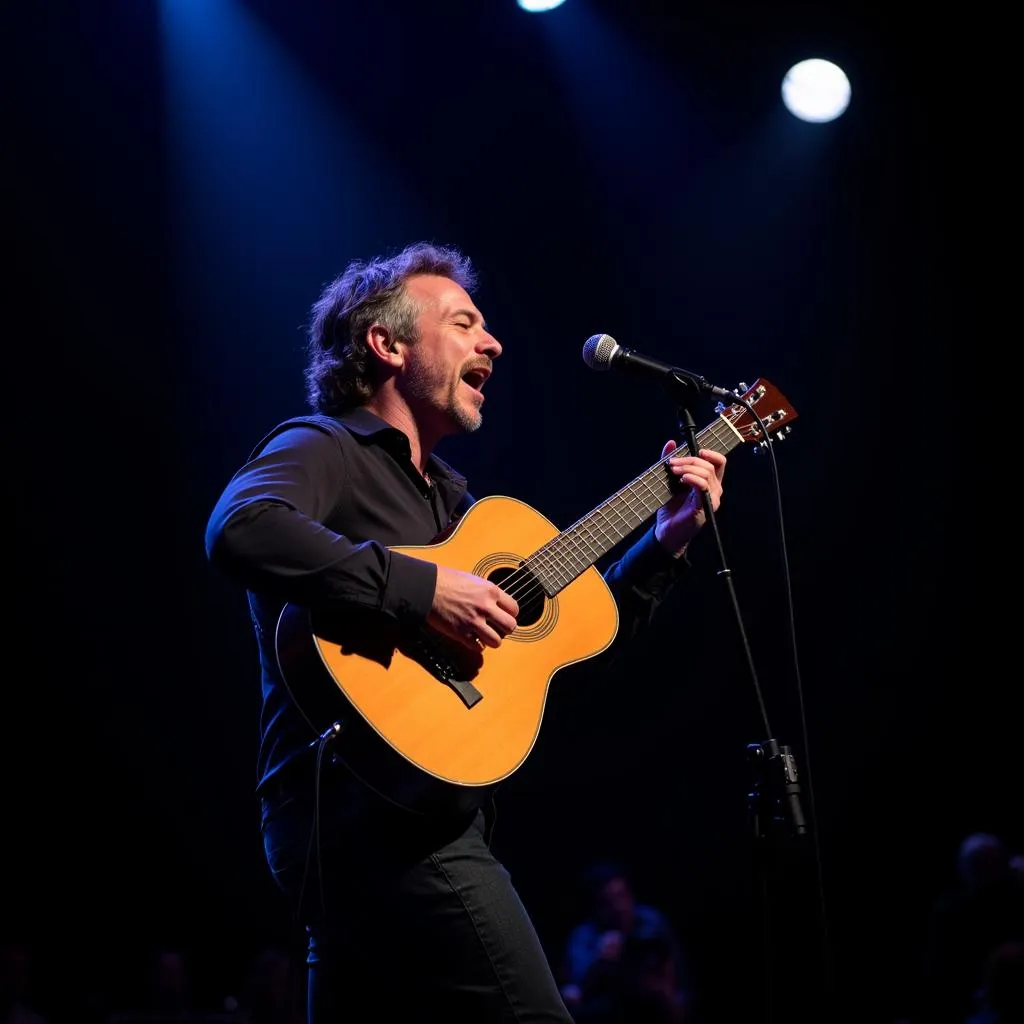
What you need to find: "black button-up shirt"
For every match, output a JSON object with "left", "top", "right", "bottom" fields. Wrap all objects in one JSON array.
[{"left": 206, "top": 408, "right": 689, "bottom": 791}]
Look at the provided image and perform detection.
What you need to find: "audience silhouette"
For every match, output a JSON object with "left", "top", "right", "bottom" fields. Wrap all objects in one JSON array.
[
  {"left": 917, "top": 832, "right": 1024, "bottom": 1024},
  {"left": 7, "top": 830, "right": 1024, "bottom": 1023},
  {"left": 965, "top": 940, "right": 1024, "bottom": 1024},
  {"left": 558, "top": 858, "right": 693, "bottom": 1023}
]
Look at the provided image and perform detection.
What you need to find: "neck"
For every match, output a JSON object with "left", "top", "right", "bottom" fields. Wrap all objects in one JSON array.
[{"left": 362, "top": 392, "right": 440, "bottom": 475}]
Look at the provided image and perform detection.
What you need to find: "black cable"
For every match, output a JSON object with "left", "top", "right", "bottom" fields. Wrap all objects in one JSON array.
[
  {"left": 296, "top": 722, "right": 342, "bottom": 924},
  {"left": 746, "top": 408, "right": 834, "bottom": 1007}
]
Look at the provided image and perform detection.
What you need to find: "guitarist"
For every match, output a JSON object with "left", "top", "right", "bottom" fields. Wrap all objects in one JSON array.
[{"left": 204, "top": 241, "right": 726, "bottom": 1023}]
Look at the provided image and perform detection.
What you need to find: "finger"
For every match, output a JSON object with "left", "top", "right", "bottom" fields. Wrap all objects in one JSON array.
[
  {"left": 661, "top": 439, "right": 678, "bottom": 459},
  {"left": 698, "top": 448, "right": 728, "bottom": 474},
  {"left": 680, "top": 477, "right": 713, "bottom": 503},
  {"left": 680, "top": 472, "right": 710, "bottom": 490},
  {"left": 668, "top": 454, "right": 707, "bottom": 470},
  {"left": 672, "top": 461, "right": 714, "bottom": 487},
  {"left": 489, "top": 610, "right": 519, "bottom": 637},
  {"left": 684, "top": 472, "right": 722, "bottom": 505},
  {"left": 476, "top": 622, "right": 504, "bottom": 649},
  {"left": 675, "top": 451, "right": 722, "bottom": 472},
  {"left": 494, "top": 588, "right": 520, "bottom": 618},
  {"left": 683, "top": 472, "right": 723, "bottom": 509},
  {"left": 457, "top": 628, "right": 486, "bottom": 652}
]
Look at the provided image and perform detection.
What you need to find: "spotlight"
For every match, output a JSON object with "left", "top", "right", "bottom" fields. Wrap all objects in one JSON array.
[
  {"left": 518, "top": 0, "right": 568, "bottom": 11},
  {"left": 781, "top": 59, "right": 851, "bottom": 123}
]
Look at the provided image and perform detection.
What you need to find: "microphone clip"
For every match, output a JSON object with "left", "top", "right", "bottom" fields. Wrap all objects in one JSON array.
[
  {"left": 747, "top": 738, "right": 808, "bottom": 842},
  {"left": 308, "top": 720, "right": 344, "bottom": 751},
  {"left": 668, "top": 367, "right": 738, "bottom": 403}
]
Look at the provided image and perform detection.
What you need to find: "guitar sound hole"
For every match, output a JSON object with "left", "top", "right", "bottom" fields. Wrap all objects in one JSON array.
[{"left": 488, "top": 565, "right": 545, "bottom": 628}]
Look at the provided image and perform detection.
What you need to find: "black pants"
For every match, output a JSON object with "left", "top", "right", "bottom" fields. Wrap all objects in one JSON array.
[{"left": 260, "top": 766, "right": 574, "bottom": 1023}]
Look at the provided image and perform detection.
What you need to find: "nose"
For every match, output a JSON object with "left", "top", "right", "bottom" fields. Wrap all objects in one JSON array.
[{"left": 478, "top": 330, "right": 502, "bottom": 360}]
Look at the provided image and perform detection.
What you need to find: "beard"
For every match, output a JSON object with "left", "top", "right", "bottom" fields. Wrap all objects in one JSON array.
[
  {"left": 451, "top": 396, "right": 482, "bottom": 433},
  {"left": 404, "top": 357, "right": 483, "bottom": 434}
]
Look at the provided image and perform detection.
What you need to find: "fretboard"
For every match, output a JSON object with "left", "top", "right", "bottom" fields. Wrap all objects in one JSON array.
[{"left": 525, "top": 414, "right": 744, "bottom": 596}]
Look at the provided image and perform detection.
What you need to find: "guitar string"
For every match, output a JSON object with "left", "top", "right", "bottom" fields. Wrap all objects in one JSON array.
[
  {"left": 540, "top": 415, "right": 733, "bottom": 581},
  {"left": 491, "top": 418, "right": 737, "bottom": 611},
  {"left": 422, "top": 413, "right": 742, "bottom": 646},
  {"left": 500, "top": 418, "right": 734, "bottom": 604},
  {"left": 532, "top": 418, "right": 735, "bottom": 588},
  {"left": 533, "top": 418, "right": 735, "bottom": 590}
]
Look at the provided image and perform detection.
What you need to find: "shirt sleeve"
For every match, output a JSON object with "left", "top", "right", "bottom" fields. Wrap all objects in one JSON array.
[
  {"left": 204, "top": 424, "right": 436, "bottom": 625},
  {"left": 602, "top": 524, "right": 691, "bottom": 646}
]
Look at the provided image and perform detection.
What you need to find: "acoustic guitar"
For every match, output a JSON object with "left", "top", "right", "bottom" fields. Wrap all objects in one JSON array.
[{"left": 275, "top": 379, "right": 797, "bottom": 815}]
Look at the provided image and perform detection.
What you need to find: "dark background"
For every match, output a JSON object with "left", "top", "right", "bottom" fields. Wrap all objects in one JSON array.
[{"left": 3, "top": 1, "right": 1006, "bottom": 1021}]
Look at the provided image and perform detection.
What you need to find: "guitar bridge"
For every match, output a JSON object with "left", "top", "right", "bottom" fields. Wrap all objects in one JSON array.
[{"left": 406, "top": 633, "right": 484, "bottom": 709}]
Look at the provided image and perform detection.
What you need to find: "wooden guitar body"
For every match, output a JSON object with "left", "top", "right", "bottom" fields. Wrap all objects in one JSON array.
[{"left": 275, "top": 495, "right": 619, "bottom": 815}]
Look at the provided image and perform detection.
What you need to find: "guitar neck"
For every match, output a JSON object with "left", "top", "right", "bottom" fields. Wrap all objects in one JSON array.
[{"left": 525, "top": 414, "right": 744, "bottom": 597}]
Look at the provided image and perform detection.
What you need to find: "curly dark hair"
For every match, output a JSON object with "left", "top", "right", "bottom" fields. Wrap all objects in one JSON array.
[{"left": 304, "top": 241, "right": 478, "bottom": 414}]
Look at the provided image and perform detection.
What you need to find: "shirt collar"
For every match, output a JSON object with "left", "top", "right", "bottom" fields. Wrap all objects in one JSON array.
[
  {"left": 337, "top": 407, "right": 467, "bottom": 491},
  {"left": 337, "top": 406, "right": 398, "bottom": 438}
]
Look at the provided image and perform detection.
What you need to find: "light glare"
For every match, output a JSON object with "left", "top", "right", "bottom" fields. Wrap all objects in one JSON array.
[
  {"left": 781, "top": 59, "right": 851, "bottom": 123},
  {"left": 517, "top": 0, "right": 568, "bottom": 11}
]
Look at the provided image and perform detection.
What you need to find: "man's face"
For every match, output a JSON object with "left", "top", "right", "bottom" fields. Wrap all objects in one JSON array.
[{"left": 399, "top": 274, "right": 502, "bottom": 435}]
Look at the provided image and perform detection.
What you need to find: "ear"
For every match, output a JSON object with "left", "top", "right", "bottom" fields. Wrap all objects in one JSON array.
[{"left": 365, "top": 323, "right": 404, "bottom": 370}]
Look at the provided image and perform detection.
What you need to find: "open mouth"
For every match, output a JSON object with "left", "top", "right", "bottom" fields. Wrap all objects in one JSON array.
[{"left": 461, "top": 368, "right": 490, "bottom": 392}]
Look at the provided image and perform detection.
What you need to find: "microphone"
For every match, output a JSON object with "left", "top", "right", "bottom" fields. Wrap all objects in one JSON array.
[{"left": 582, "top": 333, "right": 737, "bottom": 400}]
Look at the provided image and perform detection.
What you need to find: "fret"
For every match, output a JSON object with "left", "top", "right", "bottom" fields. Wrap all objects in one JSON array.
[{"left": 527, "top": 416, "right": 743, "bottom": 597}]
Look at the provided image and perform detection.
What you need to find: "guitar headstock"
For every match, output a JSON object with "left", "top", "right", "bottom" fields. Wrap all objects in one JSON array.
[{"left": 718, "top": 379, "right": 799, "bottom": 449}]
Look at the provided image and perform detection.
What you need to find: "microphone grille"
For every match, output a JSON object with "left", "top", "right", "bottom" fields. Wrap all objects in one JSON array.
[{"left": 582, "top": 333, "right": 618, "bottom": 371}]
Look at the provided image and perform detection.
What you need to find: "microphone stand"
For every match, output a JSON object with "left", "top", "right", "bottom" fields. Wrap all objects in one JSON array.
[{"left": 669, "top": 373, "right": 814, "bottom": 1024}]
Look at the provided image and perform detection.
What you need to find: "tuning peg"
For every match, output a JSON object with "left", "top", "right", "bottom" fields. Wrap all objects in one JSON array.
[{"left": 736, "top": 382, "right": 749, "bottom": 393}]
